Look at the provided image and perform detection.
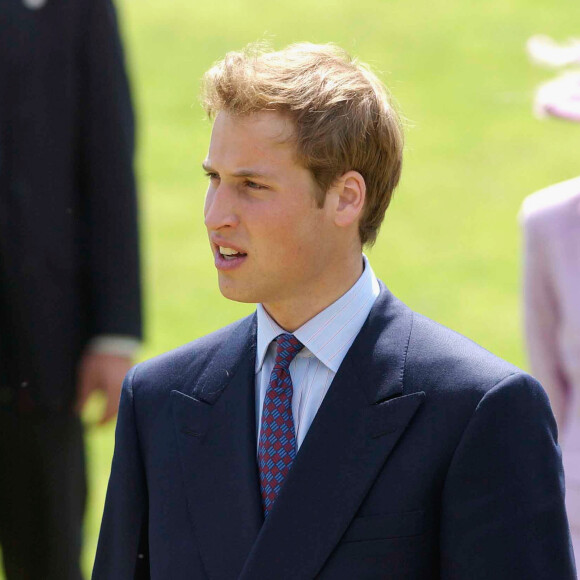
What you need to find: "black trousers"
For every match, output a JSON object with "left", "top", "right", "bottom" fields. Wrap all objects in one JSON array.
[{"left": 0, "top": 404, "right": 86, "bottom": 580}]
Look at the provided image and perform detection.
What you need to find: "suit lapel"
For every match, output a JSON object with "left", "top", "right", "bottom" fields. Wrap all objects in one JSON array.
[
  {"left": 239, "top": 285, "right": 425, "bottom": 580},
  {"left": 172, "top": 315, "right": 263, "bottom": 580}
]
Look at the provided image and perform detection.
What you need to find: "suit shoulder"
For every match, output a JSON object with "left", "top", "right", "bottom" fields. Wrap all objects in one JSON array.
[
  {"left": 406, "top": 311, "right": 523, "bottom": 400},
  {"left": 128, "top": 314, "right": 255, "bottom": 394}
]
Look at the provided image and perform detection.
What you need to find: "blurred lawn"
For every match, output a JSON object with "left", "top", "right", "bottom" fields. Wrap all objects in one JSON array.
[{"left": 48, "top": 0, "right": 580, "bottom": 576}]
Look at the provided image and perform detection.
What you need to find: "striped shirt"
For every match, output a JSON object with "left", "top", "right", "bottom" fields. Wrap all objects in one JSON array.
[{"left": 255, "top": 255, "right": 380, "bottom": 451}]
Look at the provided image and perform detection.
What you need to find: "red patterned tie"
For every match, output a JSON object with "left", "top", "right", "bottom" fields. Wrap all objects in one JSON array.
[{"left": 258, "top": 333, "right": 303, "bottom": 517}]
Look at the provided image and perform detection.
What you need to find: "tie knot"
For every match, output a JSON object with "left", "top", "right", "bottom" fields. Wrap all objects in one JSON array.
[{"left": 274, "top": 333, "right": 303, "bottom": 370}]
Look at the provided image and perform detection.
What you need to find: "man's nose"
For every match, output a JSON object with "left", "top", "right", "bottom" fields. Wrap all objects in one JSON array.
[{"left": 204, "top": 185, "right": 239, "bottom": 230}]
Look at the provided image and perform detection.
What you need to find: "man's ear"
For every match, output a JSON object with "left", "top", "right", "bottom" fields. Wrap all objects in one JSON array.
[{"left": 332, "top": 170, "right": 366, "bottom": 228}]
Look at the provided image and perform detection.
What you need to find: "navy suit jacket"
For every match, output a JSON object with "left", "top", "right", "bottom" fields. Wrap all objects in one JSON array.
[{"left": 93, "top": 283, "right": 575, "bottom": 579}]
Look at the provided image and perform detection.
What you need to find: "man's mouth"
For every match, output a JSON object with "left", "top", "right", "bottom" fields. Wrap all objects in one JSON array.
[{"left": 219, "top": 246, "right": 247, "bottom": 260}]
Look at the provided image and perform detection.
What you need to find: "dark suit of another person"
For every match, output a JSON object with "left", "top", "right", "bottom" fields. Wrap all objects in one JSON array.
[
  {"left": 0, "top": 0, "right": 142, "bottom": 578},
  {"left": 93, "top": 283, "right": 574, "bottom": 579}
]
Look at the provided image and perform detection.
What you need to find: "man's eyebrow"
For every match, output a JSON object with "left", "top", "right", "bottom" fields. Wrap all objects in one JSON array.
[
  {"left": 202, "top": 163, "right": 275, "bottom": 180},
  {"left": 232, "top": 168, "right": 273, "bottom": 179}
]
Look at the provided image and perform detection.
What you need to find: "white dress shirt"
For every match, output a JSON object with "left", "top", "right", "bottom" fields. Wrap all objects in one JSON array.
[{"left": 255, "top": 255, "right": 380, "bottom": 450}]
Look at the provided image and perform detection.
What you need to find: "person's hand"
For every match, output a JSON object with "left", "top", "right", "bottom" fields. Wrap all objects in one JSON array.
[{"left": 75, "top": 352, "right": 133, "bottom": 425}]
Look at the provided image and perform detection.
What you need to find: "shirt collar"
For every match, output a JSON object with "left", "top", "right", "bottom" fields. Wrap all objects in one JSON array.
[{"left": 255, "top": 255, "right": 380, "bottom": 373}]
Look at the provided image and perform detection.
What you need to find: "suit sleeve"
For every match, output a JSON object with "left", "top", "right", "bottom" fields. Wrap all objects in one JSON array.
[
  {"left": 79, "top": 0, "right": 142, "bottom": 340},
  {"left": 521, "top": 208, "right": 569, "bottom": 427},
  {"left": 92, "top": 366, "right": 150, "bottom": 580},
  {"left": 440, "top": 373, "right": 575, "bottom": 579}
]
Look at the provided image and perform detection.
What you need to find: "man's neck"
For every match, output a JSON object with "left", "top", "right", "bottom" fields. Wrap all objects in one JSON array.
[{"left": 262, "top": 253, "right": 364, "bottom": 332}]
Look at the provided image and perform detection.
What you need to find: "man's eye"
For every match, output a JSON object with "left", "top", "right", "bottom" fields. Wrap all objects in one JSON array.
[
  {"left": 245, "top": 180, "right": 266, "bottom": 190},
  {"left": 205, "top": 172, "right": 219, "bottom": 181}
]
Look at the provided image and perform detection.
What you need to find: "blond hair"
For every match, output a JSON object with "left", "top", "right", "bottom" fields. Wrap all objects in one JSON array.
[{"left": 202, "top": 42, "right": 403, "bottom": 246}]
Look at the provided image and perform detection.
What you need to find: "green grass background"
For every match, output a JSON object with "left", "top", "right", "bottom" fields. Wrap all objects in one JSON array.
[{"left": 7, "top": 0, "right": 580, "bottom": 576}]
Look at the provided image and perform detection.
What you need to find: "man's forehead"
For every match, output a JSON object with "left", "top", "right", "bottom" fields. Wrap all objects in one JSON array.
[
  {"left": 212, "top": 110, "right": 295, "bottom": 146},
  {"left": 205, "top": 110, "right": 299, "bottom": 173}
]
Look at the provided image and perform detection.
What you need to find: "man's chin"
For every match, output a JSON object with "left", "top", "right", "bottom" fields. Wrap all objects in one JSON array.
[{"left": 217, "top": 278, "right": 259, "bottom": 304}]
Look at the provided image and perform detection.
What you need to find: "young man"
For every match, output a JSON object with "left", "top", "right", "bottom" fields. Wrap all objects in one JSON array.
[{"left": 93, "top": 44, "right": 575, "bottom": 579}]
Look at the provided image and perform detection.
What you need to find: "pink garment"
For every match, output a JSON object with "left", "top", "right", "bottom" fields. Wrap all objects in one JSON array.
[
  {"left": 535, "top": 72, "right": 580, "bottom": 122},
  {"left": 521, "top": 176, "right": 580, "bottom": 551}
]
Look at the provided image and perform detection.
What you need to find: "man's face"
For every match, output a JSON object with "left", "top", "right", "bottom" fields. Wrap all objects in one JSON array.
[{"left": 203, "top": 110, "right": 339, "bottom": 315}]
